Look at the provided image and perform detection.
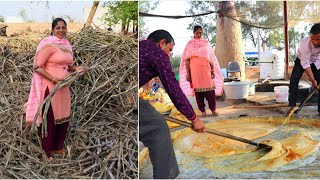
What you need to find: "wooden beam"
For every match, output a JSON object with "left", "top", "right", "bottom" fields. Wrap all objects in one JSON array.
[{"left": 84, "top": 1, "right": 100, "bottom": 28}]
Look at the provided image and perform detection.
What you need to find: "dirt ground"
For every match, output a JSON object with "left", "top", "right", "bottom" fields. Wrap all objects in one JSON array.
[
  {"left": 139, "top": 80, "right": 320, "bottom": 151},
  {"left": 189, "top": 97, "right": 282, "bottom": 122}
]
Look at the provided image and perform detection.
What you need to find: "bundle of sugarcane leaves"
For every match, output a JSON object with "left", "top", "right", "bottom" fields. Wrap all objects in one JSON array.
[{"left": 0, "top": 27, "right": 138, "bottom": 179}]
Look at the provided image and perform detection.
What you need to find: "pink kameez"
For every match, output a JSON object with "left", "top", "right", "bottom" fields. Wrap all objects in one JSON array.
[
  {"left": 36, "top": 45, "right": 73, "bottom": 124},
  {"left": 25, "top": 36, "right": 73, "bottom": 126}
]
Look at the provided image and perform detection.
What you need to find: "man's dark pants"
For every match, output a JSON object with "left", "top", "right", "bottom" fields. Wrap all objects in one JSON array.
[
  {"left": 289, "top": 58, "right": 320, "bottom": 112},
  {"left": 139, "top": 98, "right": 179, "bottom": 179}
]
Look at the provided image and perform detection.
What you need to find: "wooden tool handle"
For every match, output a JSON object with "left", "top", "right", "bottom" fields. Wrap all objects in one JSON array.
[
  {"left": 295, "top": 88, "right": 317, "bottom": 114},
  {"left": 233, "top": 104, "right": 289, "bottom": 109},
  {"left": 165, "top": 116, "right": 260, "bottom": 147}
]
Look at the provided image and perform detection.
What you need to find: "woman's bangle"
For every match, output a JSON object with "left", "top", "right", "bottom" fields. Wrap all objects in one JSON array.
[
  {"left": 52, "top": 78, "right": 56, "bottom": 83},
  {"left": 192, "top": 117, "right": 199, "bottom": 123}
]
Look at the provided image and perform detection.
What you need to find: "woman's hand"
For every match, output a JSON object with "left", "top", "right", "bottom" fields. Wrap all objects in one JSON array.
[
  {"left": 75, "top": 66, "right": 88, "bottom": 75},
  {"left": 211, "top": 71, "right": 215, "bottom": 79},
  {"left": 192, "top": 118, "right": 205, "bottom": 133},
  {"left": 186, "top": 73, "right": 191, "bottom": 82},
  {"left": 52, "top": 77, "right": 64, "bottom": 84},
  {"left": 310, "top": 79, "right": 319, "bottom": 90}
]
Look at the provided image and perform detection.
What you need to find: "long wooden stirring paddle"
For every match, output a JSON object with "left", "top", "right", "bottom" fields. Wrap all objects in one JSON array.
[
  {"left": 294, "top": 88, "right": 317, "bottom": 115},
  {"left": 165, "top": 116, "right": 272, "bottom": 149}
]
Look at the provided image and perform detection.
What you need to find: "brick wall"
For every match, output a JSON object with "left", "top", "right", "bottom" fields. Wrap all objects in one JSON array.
[{"left": 245, "top": 65, "right": 309, "bottom": 81}]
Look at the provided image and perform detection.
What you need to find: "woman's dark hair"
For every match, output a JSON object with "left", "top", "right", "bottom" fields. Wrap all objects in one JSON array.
[
  {"left": 193, "top": 25, "right": 203, "bottom": 33},
  {"left": 51, "top": 18, "right": 67, "bottom": 35},
  {"left": 147, "top": 29, "right": 175, "bottom": 44},
  {"left": 310, "top": 23, "right": 320, "bottom": 35}
]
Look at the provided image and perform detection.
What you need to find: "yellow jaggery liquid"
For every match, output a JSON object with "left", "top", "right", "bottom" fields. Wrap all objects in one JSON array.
[
  {"left": 282, "top": 106, "right": 299, "bottom": 125},
  {"left": 172, "top": 118, "right": 319, "bottom": 173},
  {"left": 205, "top": 133, "right": 319, "bottom": 172},
  {"left": 173, "top": 122, "right": 278, "bottom": 157}
]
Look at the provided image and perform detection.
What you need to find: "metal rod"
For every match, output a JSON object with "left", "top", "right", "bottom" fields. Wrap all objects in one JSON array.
[
  {"left": 244, "top": 60, "right": 274, "bottom": 63},
  {"left": 284, "top": 1, "right": 289, "bottom": 80},
  {"left": 233, "top": 103, "right": 318, "bottom": 109}
]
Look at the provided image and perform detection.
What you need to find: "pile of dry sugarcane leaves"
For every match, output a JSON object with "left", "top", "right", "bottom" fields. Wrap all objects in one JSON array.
[{"left": 0, "top": 27, "right": 138, "bottom": 179}]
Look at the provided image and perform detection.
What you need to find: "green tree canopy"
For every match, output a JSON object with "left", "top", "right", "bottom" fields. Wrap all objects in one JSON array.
[
  {"left": 186, "top": 1, "right": 218, "bottom": 45},
  {"left": 139, "top": 1, "right": 159, "bottom": 39},
  {"left": 103, "top": 1, "right": 138, "bottom": 34},
  {"left": 187, "top": 1, "right": 316, "bottom": 63},
  {"left": 170, "top": 55, "right": 181, "bottom": 71},
  {"left": 0, "top": 15, "right": 4, "bottom": 23},
  {"left": 18, "top": 9, "right": 33, "bottom": 22}
]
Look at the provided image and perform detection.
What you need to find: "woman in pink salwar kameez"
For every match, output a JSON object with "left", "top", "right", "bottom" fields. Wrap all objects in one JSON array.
[
  {"left": 180, "top": 25, "right": 223, "bottom": 117},
  {"left": 25, "top": 18, "right": 87, "bottom": 161}
]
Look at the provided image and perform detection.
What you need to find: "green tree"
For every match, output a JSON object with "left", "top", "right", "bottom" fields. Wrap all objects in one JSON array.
[
  {"left": 0, "top": 15, "right": 4, "bottom": 22},
  {"left": 51, "top": 15, "right": 56, "bottom": 21},
  {"left": 267, "top": 28, "right": 283, "bottom": 49},
  {"left": 239, "top": 1, "right": 320, "bottom": 51},
  {"left": 187, "top": 1, "right": 315, "bottom": 64},
  {"left": 171, "top": 55, "right": 181, "bottom": 81},
  {"left": 18, "top": 9, "right": 33, "bottom": 22},
  {"left": 187, "top": 1, "right": 283, "bottom": 48},
  {"left": 288, "top": 25, "right": 310, "bottom": 62},
  {"left": 186, "top": 1, "right": 218, "bottom": 45},
  {"left": 236, "top": 1, "right": 283, "bottom": 49},
  {"left": 170, "top": 55, "right": 181, "bottom": 71},
  {"left": 139, "top": 1, "right": 159, "bottom": 39},
  {"left": 103, "top": 1, "right": 138, "bottom": 35}
]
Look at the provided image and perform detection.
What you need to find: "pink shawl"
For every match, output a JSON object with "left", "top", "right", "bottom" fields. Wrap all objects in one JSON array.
[
  {"left": 179, "top": 38, "right": 223, "bottom": 96},
  {"left": 24, "top": 35, "right": 72, "bottom": 127}
]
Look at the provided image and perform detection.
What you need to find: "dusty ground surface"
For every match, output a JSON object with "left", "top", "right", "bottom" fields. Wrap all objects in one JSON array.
[{"left": 180, "top": 96, "right": 284, "bottom": 129}]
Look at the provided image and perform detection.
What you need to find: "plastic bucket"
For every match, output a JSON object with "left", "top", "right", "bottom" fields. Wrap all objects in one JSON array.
[
  {"left": 274, "top": 86, "right": 289, "bottom": 103},
  {"left": 224, "top": 81, "right": 250, "bottom": 99}
]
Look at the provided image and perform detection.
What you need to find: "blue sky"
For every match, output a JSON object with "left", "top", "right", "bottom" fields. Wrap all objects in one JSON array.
[{"left": 0, "top": 1, "right": 100, "bottom": 22}]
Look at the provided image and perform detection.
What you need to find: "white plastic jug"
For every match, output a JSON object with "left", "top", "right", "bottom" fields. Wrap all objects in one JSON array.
[{"left": 274, "top": 86, "right": 289, "bottom": 103}]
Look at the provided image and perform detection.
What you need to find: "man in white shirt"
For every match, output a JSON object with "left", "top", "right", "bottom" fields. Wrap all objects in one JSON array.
[{"left": 287, "top": 23, "right": 320, "bottom": 116}]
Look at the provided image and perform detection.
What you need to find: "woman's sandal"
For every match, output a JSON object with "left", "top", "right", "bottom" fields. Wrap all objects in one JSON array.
[
  {"left": 201, "top": 111, "right": 207, "bottom": 118},
  {"left": 52, "top": 149, "right": 64, "bottom": 155},
  {"left": 212, "top": 111, "right": 219, "bottom": 117}
]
